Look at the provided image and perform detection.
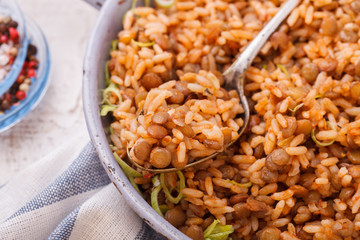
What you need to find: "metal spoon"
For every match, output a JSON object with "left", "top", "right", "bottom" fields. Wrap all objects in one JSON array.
[{"left": 127, "top": 0, "right": 299, "bottom": 173}]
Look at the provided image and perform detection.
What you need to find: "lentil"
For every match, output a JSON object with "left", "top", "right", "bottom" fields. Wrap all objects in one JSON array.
[
  {"left": 301, "top": 63, "right": 318, "bottom": 83},
  {"left": 140, "top": 72, "right": 163, "bottom": 91},
  {"left": 340, "top": 29, "right": 358, "bottom": 43},
  {"left": 321, "top": 17, "right": 337, "bottom": 36},
  {"left": 150, "top": 147, "right": 171, "bottom": 168},
  {"left": 147, "top": 124, "right": 168, "bottom": 139},
  {"left": 152, "top": 112, "right": 170, "bottom": 125},
  {"left": 165, "top": 207, "right": 186, "bottom": 228}
]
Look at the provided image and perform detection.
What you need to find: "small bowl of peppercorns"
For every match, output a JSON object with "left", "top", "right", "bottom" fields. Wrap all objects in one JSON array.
[
  {"left": 0, "top": 15, "right": 50, "bottom": 132},
  {"left": 0, "top": 0, "right": 29, "bottom": 97}
]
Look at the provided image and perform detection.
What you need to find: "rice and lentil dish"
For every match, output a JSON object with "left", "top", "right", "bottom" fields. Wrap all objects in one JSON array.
[{"left": 101, "top": 0, "right": 360, "bottom": 239}]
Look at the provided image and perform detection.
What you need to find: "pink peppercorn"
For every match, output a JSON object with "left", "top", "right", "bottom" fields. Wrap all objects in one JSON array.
[
  {"left": 8, "top": 27, "right": 19, "bottom": 43},
  {"left": 8, "top": 55, "right": 14, "bottom": 65},
  {"left": 27, "top": 68, "right": 36, "bottom": 78},
  {"left": 15, "top": 91, "right": 26, "bottom": 100},
  {"left": 0, "top": 35, "right": 8, "bottom": 43},
  {"left": 28, "top": 61, "right": 38, "bottom": 69}
]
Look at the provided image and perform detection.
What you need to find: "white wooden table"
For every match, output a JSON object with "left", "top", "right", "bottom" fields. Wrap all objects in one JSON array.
[{"left": 0, "top": 0, "right": 98, "bottom": 185}]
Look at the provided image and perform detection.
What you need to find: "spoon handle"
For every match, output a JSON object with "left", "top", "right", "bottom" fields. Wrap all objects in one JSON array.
[{"left": 223, "top": 0, "right": 299, "bottom": 79}]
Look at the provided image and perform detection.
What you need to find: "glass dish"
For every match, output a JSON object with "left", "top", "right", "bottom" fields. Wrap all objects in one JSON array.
[
  {"left": 0, "top": 15, "right": 50, "bottom": 132},
  {"left": 0, "top": 0, "right": 29, "bottom": 96}
]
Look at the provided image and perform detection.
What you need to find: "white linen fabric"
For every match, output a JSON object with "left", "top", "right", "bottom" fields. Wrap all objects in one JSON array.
[{"left": 0, "top": 133, "right": 166, "bottom": 240}]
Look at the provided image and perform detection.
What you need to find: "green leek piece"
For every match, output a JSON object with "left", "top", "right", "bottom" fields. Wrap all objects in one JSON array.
[
  {"left": 154, "top": 0, "right": 174, "bottom": 8},
  {"left": 102, "top": 83, "right": 122, "bottom": 105},
  {"left": 289, "top": 103, "right": 304, "bottom": 113},
  {"left": 111, "top": 39, "right": 118, "bottom": 52},
  {"left": 100, "top": 105, "right": 117, "bottom": 116},
  {"left": 225, "top": 179, "right": 252, "bottom": 188},
  {"left": 151, "top": 176, "right": 163, "bottom": 217},
  {"left": 311, "top": 121, "right": 336, "bottom": 147},
  {"left": 113, "top": 152, "right": 142, "bottom": 178},
  {"left": 159, "top": 204, "right": 169, "bottom": 214},
  {"left": 204, "top": 219, "right": 234, "bottom": 240},
  {"left": 160, "top": 171, "right": 185, "bottom": 204},
  {"left": 105, "top": 60, "right": 110, "bottom": 86},
  {"left": 204, "top": 220, "right": 220, "bottom": 237},
  {"left": 132, "top": 0, "right": 138, "bottom": 10},
  {"left": 277, "top": 64, "right": 290, "bottom": 79},
  {"left": 131, "top": 39, "right": 155, "bottom": 47},
  {"left": 314, "top": 94, "right": 324, "bottom": 99}
]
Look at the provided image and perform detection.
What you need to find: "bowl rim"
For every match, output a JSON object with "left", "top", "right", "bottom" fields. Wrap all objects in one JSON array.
[{"left": 82, "top": 0, "right": 190, "bottom": 239}]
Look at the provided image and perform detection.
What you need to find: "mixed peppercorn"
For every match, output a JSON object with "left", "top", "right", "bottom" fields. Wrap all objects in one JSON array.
[
  {"left": 0, "top": 43, "right": 38, "bottom": 114},
  {"left": 0, "top": 16, "right": 20, "bottom": 82}
]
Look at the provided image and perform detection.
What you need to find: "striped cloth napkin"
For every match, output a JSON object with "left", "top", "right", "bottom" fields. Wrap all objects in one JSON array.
[{"left": 0, "top": 133, "right": 166, "bottom": 240}]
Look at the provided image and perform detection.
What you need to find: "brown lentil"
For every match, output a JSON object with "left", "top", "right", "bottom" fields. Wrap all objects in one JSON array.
[
  {"left": 150, "top": 147, "right": 171, "bottom": 168},
  {"left": 219, "top": 165, "right": 235, "bottom": 179},
  {"left": 152, "top": 112, "right": 170, "bottom": 125},
  {"left": 340, "top": 29, "right": 358, "bottom": 43},
  {"left": 348, "top": 150, "right": 360, "bottom": 164},
  {"left": 261, "top": 167, "right": 278, "bottom": 183},
  {"left": 321, "top": 17, "right": 337, "bottom": 36},
  {"left": 165, "top": 207, "right": 186, "bottom": 228},
  {"left": 147, "top": 124, "right": 168, "bottom": 139},
  {"left": 132, "top": 140, "right": 151, "bottom": 162},
  {"left": 185, "top": 225, "right": 203, "bottom": 240},
  {"left": 270, "top": 31, "right": 288, "bottom": 51},
  {"left": 301, "top": 63, "right": 318, "bottom": 83},
  {"left": 177, "top": 124, "right": 195, "bottom": 138},
  {"left": 168, "top": 89, "right": 185, "bottom": 104},
  {"left": 295, "top": 119, "right": 312, "bottom": 135},
  {"left": 140, "top": 73, "right": 163, "bottom": 91}
]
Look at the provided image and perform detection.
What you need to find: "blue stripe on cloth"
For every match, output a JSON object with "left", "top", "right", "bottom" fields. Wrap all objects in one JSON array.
[
  {"left": 7, "top": 142, "right": 110, "bottom": 220},
  {"left": 135, "top": 222, "right": 167, "bottom": 240},
  {"left": 47, "top": 206, "right": 81, "bottom": 240}
]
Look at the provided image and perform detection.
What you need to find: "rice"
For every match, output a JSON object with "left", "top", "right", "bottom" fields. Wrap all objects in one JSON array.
[
  {"left": 231, "top": 155, "right": 255, "bottom": 164},
  {"left": 204, "top": 176, "right": 213, "bottom": 196},
  {"left": 272, "top": 200, "right": 285, "bottom": 220},
  {"left": 181, "top": 188, "right": 204, "bottom": 199},
  {"left": 103, "top": 0, "right": 360, "bottom": 239},
  {"left": 271, "top": 189, "right": 295, "bottom": 201},
  {"left": 285, "top": 146, "right": 307, "bottom": 155},
  {"left": 204, "top": 198, "right": 227, "bottom": 208}
]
